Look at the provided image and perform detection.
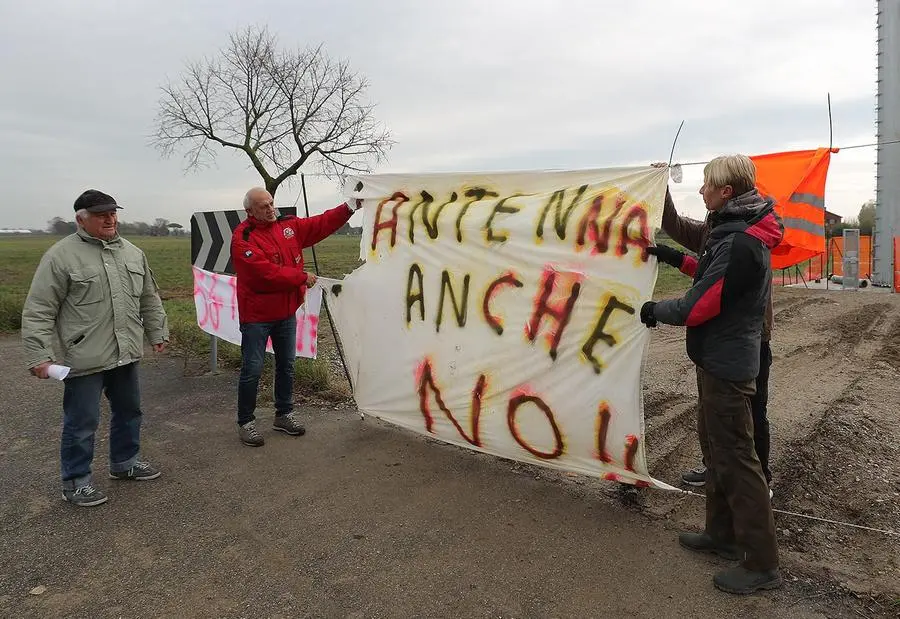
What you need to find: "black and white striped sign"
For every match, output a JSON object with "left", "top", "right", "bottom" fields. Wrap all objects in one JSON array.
[{"left": 190, "top": 208, "right": 297, "bottom": 274}]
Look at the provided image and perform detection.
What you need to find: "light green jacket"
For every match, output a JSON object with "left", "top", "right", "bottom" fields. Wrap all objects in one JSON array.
[{"left": 21, "top": 229, "right": 170, "bottom": 377}]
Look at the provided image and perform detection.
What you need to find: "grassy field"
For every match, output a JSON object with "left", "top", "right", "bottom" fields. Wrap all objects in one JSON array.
[{"left": 0, "top": 234, "right": 688, "bottom": 396}]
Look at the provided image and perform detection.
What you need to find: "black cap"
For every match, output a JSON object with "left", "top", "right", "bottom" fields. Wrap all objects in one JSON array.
[{"left": 73, "top": 189, "right": 123, "bottom": 213}]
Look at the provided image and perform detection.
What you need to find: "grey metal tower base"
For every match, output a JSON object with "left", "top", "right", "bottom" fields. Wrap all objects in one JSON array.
[{"left": 874, "top": 0, "right": 900, "bottom": 287}]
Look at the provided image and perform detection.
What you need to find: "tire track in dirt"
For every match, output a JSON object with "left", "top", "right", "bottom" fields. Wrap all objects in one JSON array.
[
  {"left": 877, "top": 314, "right": 900, "bottom": 370},
  {"left": 768, "top": 301, "right": 893, "bottom": 443},
  {"left": 775, "top": 374, "right": 900, "bottom": 601},
  {"left": 640, "top": 326, "right": 701, "bottom": 488},
  {"left": 641, "top": 325, "right": 695, "bottom": 398},
  {"left": 644, "top": 392, "right": 697, "bottom": 478},
  {"left": 643, "top": 391, "right": 695, "bottom": 419},
  {"left": 773, "top": 295, "right": 837, "bottom": 322}
]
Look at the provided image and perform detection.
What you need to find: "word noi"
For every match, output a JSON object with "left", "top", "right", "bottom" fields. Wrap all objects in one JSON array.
[
  {"left": 406, "top": 264, "right": 636, "bottom": 374},
  {"left": 416, "top": 358, "right": 647, "bottom": 485},
  {"left": 368, "top": 185, "right": 653, "bottom": 256}
]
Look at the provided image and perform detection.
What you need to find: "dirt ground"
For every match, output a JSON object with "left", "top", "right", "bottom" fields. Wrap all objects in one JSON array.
[
  {"left": 639, "top": 286, "right": 900, "bottom": 612},
  {"left": 0, "top": 287, "right": 898, "bottom": 618}
]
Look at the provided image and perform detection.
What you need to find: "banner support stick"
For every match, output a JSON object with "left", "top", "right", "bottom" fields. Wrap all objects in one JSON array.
[
  {"left": 796, "top": 265, "right": 809, "bottom": 289},
  {"left": 301, "top": 173, "right": 354, "bottom": 393},
  {"left": 668, "top": 120, "right": 685, "bottom": 167}
]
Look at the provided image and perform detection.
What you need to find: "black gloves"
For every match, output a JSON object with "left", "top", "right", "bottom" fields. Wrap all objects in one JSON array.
[
  {"left": 640, "top": 301, "right": 657, "bottom": 328},
  {"left": 646, "top": 245, "right": 686, "bottom": 270}
]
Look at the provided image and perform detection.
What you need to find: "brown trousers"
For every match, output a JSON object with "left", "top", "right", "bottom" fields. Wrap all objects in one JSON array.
[{"left": 697, "top": 367, "right": 779, "bottom": 571}]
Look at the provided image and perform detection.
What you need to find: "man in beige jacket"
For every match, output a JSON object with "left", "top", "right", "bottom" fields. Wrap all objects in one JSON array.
[{"left": 22, "top": 189, "right": 169, "bottom": 507}]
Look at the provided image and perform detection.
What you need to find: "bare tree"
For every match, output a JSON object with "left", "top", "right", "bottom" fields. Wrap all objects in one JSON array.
[
  {"left": 150, "top": 218, "right": 170, "bottom": 236},
  {"left": 152, "top": 25, "right": 392, "bottom": 197}
]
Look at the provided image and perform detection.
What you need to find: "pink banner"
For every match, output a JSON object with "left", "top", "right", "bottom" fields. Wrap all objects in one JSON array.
[{"left": 192, "top": 266, "right": 322, "bottom": 358}]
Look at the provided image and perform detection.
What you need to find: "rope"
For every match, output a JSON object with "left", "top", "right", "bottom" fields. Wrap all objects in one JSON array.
[
  {"left": 285, "top": 139, "right": 900, "bottom": 185},
  {"left": 299, "top": 173, "right": 355, "bottom": 394},
  {"left": 838, "top": 137, "right": 900, "bottom": 151},
  {"left": 674, "top": 488, "right": 899, "bottom": 537},
  {"left": 674, "top": 138, "right": 900, "bottom": 167}
]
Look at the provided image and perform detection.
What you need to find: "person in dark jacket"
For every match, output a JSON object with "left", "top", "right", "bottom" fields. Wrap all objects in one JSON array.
[
  {"left": 640, "top": 155, "right": 784, "bottom": 595},
  {"left": 651, "top": 166, "right": 776, "bottom": 494},
  {"left": 230, "top": 187, "right": 359, "bottom": 447}
]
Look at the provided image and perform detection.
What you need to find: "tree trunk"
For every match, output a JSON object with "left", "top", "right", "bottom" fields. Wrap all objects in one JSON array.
[{"left": 267, "top": 178, "right": 281, "bottom": 199}]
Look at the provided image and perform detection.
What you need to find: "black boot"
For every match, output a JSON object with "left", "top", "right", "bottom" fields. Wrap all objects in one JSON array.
[
  {"left": 678, "top": 532, "right": 740, "bottom": 561},
  {"left": 713, "top": 565, "right": 783, "bottom": 594}
]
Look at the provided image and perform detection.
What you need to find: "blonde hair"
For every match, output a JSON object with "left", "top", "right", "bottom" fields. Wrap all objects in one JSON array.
[{"left": 703, "top": 154, "right": 756, "bottom": 196}]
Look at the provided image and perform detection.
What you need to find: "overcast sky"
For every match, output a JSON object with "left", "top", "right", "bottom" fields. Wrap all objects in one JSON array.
[{"left": 0, "top": 0, "right": 880, "bottom": 231}]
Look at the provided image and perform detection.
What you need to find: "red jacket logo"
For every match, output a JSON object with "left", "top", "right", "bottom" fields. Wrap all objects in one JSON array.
[{"left": 283, "top": 227, "right": 295, "bottom": 239}]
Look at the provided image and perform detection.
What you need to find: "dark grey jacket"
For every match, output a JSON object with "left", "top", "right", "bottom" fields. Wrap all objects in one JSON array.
[
  {"left": 653, "top": 191, "right": 784, "bottom": 382},
  {"left": 661, "top": 190, "right": 775, "bottom": 342}
]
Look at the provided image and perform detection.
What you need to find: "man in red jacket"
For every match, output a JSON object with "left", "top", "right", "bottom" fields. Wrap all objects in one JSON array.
[{"left": 230, "top": 187, "right": 358, "bottom": 447}]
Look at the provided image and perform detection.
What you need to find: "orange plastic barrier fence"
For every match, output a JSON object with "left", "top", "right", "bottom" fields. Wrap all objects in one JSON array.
[
  {"left": 894, "top": 237, "right": 900, "bottom": 293},
  {"left": 806, "top": 254, "right": 825, "bottom": 281}
]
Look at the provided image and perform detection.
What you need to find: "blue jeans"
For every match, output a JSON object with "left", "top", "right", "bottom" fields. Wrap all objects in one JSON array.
[
  {"left": 61, "top": 362, "right": 143, "bottom": 488},
  {"left": 237, "top": 317, "right": 296, "bottom": 425}
]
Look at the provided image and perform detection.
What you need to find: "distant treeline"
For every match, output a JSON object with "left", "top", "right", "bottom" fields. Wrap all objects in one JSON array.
[
  {"left": 335, "top": 223, "right": 362, "bottom": 236},
  {"left": 47, "top": 217, "right": 186, "bottom": 236},
  {"left": 44, "top": 217, "right": 361, "bottom": 237}
]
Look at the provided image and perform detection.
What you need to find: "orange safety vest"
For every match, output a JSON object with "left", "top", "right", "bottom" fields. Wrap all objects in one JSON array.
[{"left": 750, "top": 148, "right": 835, "bottom": 270}]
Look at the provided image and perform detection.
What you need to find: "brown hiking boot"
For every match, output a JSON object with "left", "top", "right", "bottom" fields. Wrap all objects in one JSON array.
[
  {"left": 678, "top": 532, "right": 741, "bottom": 561},
  {"left": 713, "top": 565, "right": 783, "bottom": 594}
]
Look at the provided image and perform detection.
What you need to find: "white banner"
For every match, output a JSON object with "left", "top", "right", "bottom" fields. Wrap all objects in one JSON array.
[
  {"left": 191, "top": 266, "right": 322, "bottom": 358},
  {"left": 326, "top": 167, "right": 673, "bottom": 488}
]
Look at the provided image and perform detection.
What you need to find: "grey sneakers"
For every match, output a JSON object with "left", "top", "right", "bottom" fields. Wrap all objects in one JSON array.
[
  {"left": 63, "top": 461, "right": 160, "bottom": 506},
  {"left": 239, "top": 420, "right": 265, "bottom": 446},
  {"left": 273, "top": 412, "right": 305, "bottom": 436},
  {"left": 240, "top": 414, "right": 305, "bottom": 446},
  {"left": 109, "top": 461, "right": 161, "bottom": 481},
  {"left": 62, "top": 483, "right": 108, "bottom": 507}
]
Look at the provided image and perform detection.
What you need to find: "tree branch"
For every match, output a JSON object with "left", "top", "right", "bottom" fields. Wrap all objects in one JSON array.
[{"left": 152, "top": 25, "right": 392, "bottom": 193}]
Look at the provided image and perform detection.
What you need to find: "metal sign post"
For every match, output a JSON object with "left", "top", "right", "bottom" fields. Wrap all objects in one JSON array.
[{"left": 209, "top": 334, "right": 218, "bottom": 373}]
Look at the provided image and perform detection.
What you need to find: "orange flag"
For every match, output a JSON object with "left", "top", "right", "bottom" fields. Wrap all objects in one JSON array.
[{"left": 750, "top": 148, "right": 835, "bottom": 269}]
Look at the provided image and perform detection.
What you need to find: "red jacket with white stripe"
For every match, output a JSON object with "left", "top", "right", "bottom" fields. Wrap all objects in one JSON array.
[
  {"left": 653, "top": 190, "right": 783, "bottom": 382},
  {"left": 230, "top": 204, "right": 353, "bottom": 324}
]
